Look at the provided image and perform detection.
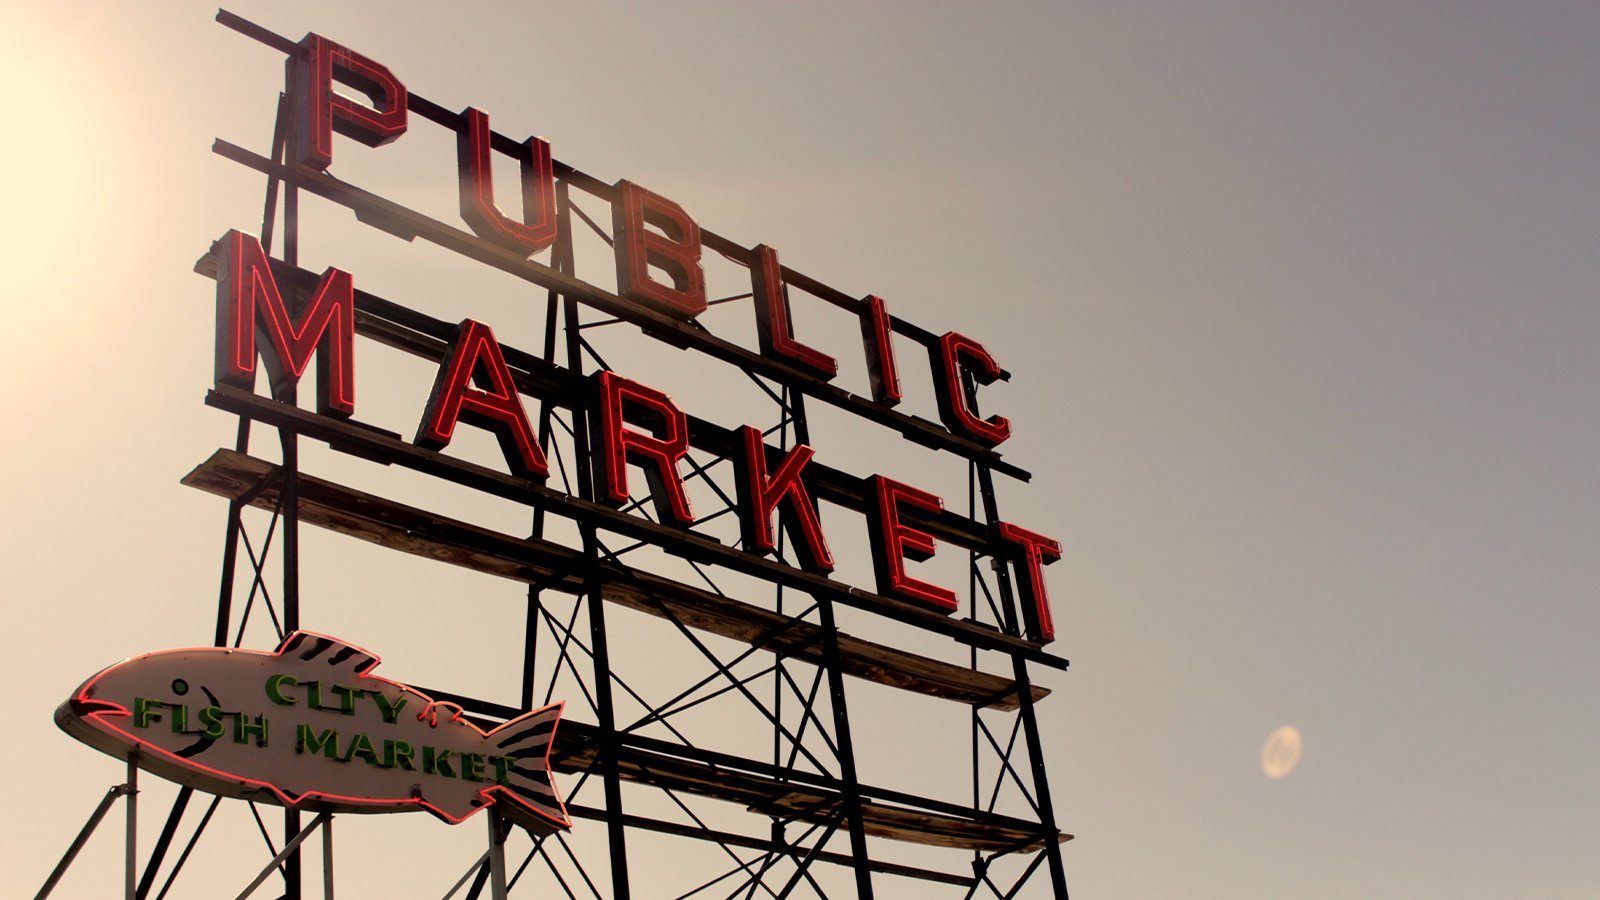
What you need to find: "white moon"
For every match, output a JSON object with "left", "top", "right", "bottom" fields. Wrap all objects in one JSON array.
[{"left": 1261, "top": 725, "right": 1303, "bottom": 779}]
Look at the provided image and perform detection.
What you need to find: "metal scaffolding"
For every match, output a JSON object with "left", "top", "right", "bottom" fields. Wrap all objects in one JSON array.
[{"left": 39, "top": 10, "right": 1071, "bottom": 899}]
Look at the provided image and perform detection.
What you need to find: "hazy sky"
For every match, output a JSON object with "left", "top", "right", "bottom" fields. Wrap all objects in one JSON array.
[{"left": 2, "top": 2, "right": 1595, "bottom": 898}]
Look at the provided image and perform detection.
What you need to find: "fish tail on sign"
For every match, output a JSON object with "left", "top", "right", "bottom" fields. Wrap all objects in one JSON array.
[{"left": 484, "top": 703, "right": 568, "bottom": 835}]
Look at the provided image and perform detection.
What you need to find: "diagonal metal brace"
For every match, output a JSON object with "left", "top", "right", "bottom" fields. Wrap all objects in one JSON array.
[
  {"left": 33, "top": 783, "right": 132, "bottom": 900},
  {"left": 233, "top": 811, "right": 330, "bottom": 900}
]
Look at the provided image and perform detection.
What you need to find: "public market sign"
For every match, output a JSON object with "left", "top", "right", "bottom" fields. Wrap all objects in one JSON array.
[
  {"left": 206, "top": 28, "right": 1065, "bottom": 645},
  {"left": 56, "top": 632, "right": 570, "bottom": 833}
]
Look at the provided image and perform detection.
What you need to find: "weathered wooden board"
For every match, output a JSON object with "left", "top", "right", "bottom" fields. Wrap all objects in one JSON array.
[
  {"left": 552, "top": 725, "right": 1070, "bottom": 854},
  {"left": 183, "top": 448, "right": 1047, "bottom": 710},
  {"left": 200, "top": 386, "right": 1066, "bottom": 670}
]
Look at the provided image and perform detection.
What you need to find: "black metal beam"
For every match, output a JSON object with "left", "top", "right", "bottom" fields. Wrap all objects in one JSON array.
[
  {"left": 208, "top": 137, "right": 1032, "bottom": 483},
  {"left": 202, "top": 386, "right": 1067, "bottom": 670},
  {"left": 563, "top": 805, "right": 974, "bottom": 888}
]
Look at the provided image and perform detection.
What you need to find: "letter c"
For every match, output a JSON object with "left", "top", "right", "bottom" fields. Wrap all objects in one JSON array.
[{"left": 266, "top": 674, "right": 300, "bottom": 706}]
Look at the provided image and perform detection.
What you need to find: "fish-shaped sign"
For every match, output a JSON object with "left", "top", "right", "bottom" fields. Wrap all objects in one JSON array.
[{"left": 55, "top": 631, "right": 570, "bottom": 835}]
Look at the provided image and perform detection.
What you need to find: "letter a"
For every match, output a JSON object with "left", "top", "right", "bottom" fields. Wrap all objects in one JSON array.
[{"left": 417, "top": 319, "right": 547, "bottom": 480}]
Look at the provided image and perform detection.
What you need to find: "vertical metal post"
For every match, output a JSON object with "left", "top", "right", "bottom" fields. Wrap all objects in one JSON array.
[
  {"left": 785, "top": 388, "right": 874, "bottom": 898},
  {"left": 559, "top": 185, "right": 630, "bottom": 900},
  {"left": 279, "top": 77, "right": 304, "bottom": 900},
  {"left": 125, "top": 755, "right": 137, "bottom": 900},
  {"left": 279, "top": 155, "right": 301, "bottom": 642},
  {"left": 321, "top": 813, "right": 334, "bottom": 900},
  {"left": 973, "top": 461, "right": 1069, "bottom": 898},
  {"left": 773, "top": 387, "right": 791, "bottom": 775},
  {"left": 962, "top": 368, "right": 1069, "bottom": 899},
  {"left": 977, "top": 486, "right": 1069, "bottom": 897},
  {"left": 1009, "top": 657, "right": 1068, "bottom": 898},
  {"left": 816, "top": 600, "right": 875, "bottom": 899},
  {"left": 134, "top": 786, "right": 192, "bottom": 899},
  {"left": 524, "top": 183, "right": 576, "bottom": 711},
  {"left": 969, "top": 463, "right": 984, "bottom": 877},
  {"left": 213, "top": 436, "right": 247, "bottom": 648},
  {"left": 486, "top": 809, "right": 509, "bottom": 900},
  {"left": 212, "top": 89, "right": 290, "bottom": 652}
]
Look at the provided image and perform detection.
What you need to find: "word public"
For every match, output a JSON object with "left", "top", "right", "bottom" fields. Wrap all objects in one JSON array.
[{"left": 217, "top": 34, "right": 1062, "bottom": 642}]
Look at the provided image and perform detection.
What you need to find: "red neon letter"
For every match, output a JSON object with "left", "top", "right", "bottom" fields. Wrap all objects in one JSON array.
[
  {"left": 456, "top": 107, "right": 559, "bottom": 256},
  {"left": 931, "top": 331, "right": 1012, "bottom": 446},
  {"left": 734, "top": 426, "right": 834, "bottom": 573},
  {"left": 290, "top": 33, "right": 408, "bottom": 171},
  {"left": 611, "top": 181, "right": 706, "bottom": 319},
  {"left": 214, "top": 229, "right": 355, "bottom": 417},
  {"left": 591, "top": 371, "right": 694, "bottom": 526},
  {"left": 996, "top": 522, "right": 1062, "bottom": 643},
  {"left": 859, "top": 294, "right": 901, "bottom": 406},
  {"left": 866, "top": 476, "right": 957, "bottom": 612},
  {"left": 751, "top": 245, "right": 837, "bottom": 381},
  {"left": 416, "top": 320, "right": 547, "bottom": 481}
]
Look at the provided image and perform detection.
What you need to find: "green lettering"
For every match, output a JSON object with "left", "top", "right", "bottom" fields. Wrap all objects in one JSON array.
[
  {"left": 199, "top": 706, "right": 226, "bottom": 740},
  {"left": 306, "top": 680, "right": 323, "bottom": 711},
  {"left": 422, "top": 746, "right": 456, "bottom": 778},
  {"left": 132, "top": 697, "right": 163, "bottom": 729},
  {"left": 169, "top": 703, "right": 189, "bottom": 734},
  {"left": 371, "top": 691, "right": 407, "bottom": 725},
  {"left": 328, "top": 684, "right": 360, "bottom": 716},
  {"left": 296, "top": 725, "right": 339, "bottom": 758},
  {"left": 461, "top": 752, "right": 486, "bottom": 782},
  {"left": 234, "top": 713, "right": 268, "bottom": 747},
  {"left": 384, "top": 739, "right": 416, "bottom": 771},
  {"left": 492, "top": 756, "right": 516, "bottom": 786},
  {"left": 342, "top": 732, "right": 381, "bottom": 767},
  {"left": 265, "top": 674, "right": 299, "bottom": 706}
]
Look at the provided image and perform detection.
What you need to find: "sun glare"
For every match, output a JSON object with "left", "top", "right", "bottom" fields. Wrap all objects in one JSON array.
[
  {"left": 0, "top": 6, "right": 164, "bottom": 399},
  {"left": 0, "top": 47, "right": 96, "bottom": 307}
]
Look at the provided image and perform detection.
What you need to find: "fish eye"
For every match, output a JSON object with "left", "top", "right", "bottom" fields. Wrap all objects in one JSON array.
[{"left": 171, "top": 679, "right": 189, "bottom": 696}]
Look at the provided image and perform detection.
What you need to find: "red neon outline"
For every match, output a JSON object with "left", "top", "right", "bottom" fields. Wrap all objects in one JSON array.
[
  {"left": 866, "top": 476, "right": 958, "bottom": 612},
  {"left": 932, "top": 331, "right": 1012, "bottom": 446},
  {"left": 63, "top": 631, "right": 571, "bottom": 831},
  {"left": 215, "top": 229, "right": 355, "bottom": 417},
  {"left": 735, "top": 426, "right": 835, "bottom": 573},
  {"left": 456, "top": 107, "right": 559, "bottom": 256},
  {"left": 751, "top": 245, "right": 838, "bottom": 380},
  {"left": 860, "top": 294, "right": 902, "bottom": 406},
  {"left": 416, "top": 319, "right": 548, "bottom": 481},
  {"left": 591, "top": 371, "right": 694, "bottom": 525},
  {"left": 995, "top": 522, "right": 1062, "bottom": 643},
  {"left": 610, "top": 180, "right": 706, "bottom": 319},
  {"left": 293, "top": 34, "right": 408, "bottom": 171}
]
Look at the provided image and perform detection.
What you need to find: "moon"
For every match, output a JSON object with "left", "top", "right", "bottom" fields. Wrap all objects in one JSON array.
[{"left": 1261, "top": 725, "right": 1303, "bottom": 779}]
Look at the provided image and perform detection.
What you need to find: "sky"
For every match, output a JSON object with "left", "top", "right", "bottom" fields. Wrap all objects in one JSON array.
[{"left": 2, "top": 2, "right": 1596, "bottom": 897}]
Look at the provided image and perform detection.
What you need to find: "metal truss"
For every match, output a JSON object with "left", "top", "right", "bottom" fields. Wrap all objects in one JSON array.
[{"left": 39, "top": 11, "right": 1071, "bottom": 898}]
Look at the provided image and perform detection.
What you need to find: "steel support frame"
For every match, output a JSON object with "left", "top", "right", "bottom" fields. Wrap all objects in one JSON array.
[
  {"left": 94, "top": 11, "right": 1073, "bottom": 897},
  {"left": 536, "top": 179, "right": 871, "bottom": 896},
  {"left": 962, "top": 373, "right": 1070, "bottom": 900}
]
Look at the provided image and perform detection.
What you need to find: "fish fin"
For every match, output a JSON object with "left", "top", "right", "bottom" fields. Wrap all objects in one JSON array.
[
  {"left": 276, "top": 631, "right": 380, "bottom": 676},
  {"left": 418, "top": 701, "right": 464, "bottom": 728},
  {"left": 486, "top": 703, "right": 569, "bottom": 833}
]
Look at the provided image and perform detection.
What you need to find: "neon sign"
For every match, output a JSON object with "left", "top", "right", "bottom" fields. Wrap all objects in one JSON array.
[
  {"left": 202, "top": 30, "right": 1065, "bottom": 644},
  {"left": 56, "top": 632, "right": 570, "bottom": 834}
]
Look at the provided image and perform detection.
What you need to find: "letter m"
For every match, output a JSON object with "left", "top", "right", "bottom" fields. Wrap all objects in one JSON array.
[
  {"left": 215, "top": 229, "right": 356, "bottom": 417},
  {"left": 296, "top": 724, "right": 339, "bottom": 758}
]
